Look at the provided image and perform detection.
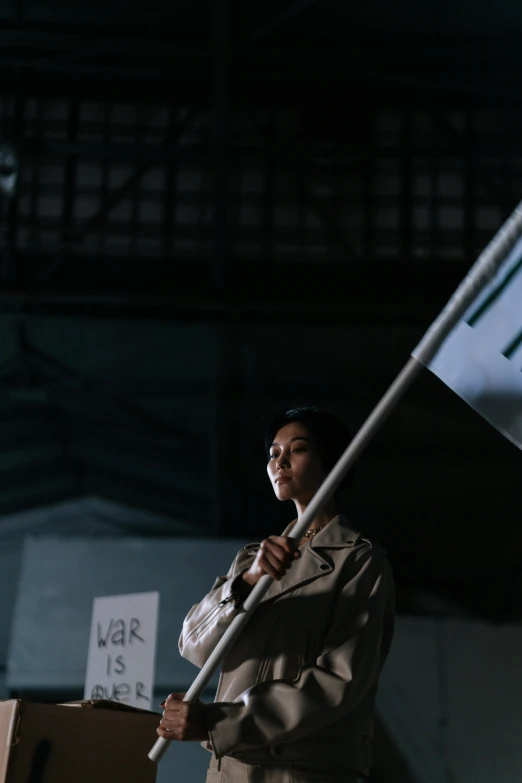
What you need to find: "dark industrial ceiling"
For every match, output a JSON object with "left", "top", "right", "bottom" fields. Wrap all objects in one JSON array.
[
  {"left": 0, "top": 0, "right": 521, "bottom": 622},
  {"left": 2, "top": 0, "right": 522, "bottom": 103}
]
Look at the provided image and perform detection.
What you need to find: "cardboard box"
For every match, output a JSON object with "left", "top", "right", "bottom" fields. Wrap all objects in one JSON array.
[{"left": 0, "top": 699, "right": 160, "bottom": 783}]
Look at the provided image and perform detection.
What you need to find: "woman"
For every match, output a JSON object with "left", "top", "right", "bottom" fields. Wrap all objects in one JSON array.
[{"left": 157, "top": 407, "right": 395, "bottom": 782}]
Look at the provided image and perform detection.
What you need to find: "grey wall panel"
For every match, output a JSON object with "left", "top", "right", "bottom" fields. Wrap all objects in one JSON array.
[
  {"left": 0, "top": 547, "right": 24, "bottom": 668},
  {"left": 7, "top": 536, "right": 249, "bottom": 693},
  {"left": 0, "top": 496, "right": 202, "bottom": 674},
  {"left": 377, "top": 618, "right": 442, "bottom": 783},
  {"left": 377, "top": 616, "right": 522, "bottom": 783}
]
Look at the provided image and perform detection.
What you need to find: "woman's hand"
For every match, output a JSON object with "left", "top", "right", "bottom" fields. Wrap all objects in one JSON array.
[
  {"left": 243, "top": 535, "right": 300, "bottom": 586},
  {"left": 157, "top": 692, "right": 209, "bottom": 742}
]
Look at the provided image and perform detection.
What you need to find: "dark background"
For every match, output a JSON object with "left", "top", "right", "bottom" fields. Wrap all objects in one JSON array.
[{"left": 0, "top": 0, "right": 521, "bottom": 625}]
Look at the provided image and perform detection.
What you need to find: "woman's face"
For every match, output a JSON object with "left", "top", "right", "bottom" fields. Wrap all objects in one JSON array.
[{"left": 267, "top": 421, "right": 327, "bottom": 503}]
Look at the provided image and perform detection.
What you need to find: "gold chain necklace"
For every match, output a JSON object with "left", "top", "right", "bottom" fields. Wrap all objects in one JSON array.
[{"left": 303, "top": 524, "right": 327, "bottom": 540}]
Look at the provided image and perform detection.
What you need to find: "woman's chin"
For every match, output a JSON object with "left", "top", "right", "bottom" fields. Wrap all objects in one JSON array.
[{"left": 274, "top": 485, "right": 294, "bottom": 502}]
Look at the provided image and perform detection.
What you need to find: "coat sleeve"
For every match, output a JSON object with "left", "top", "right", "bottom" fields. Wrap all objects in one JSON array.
[
  {"left": 205, "top": 546, "right": 395, "bottom": 757},
  {"left": 178, "top": 547, "right": 256, "bottom": 669}
]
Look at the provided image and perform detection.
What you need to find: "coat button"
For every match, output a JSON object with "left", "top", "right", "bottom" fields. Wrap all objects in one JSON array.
[{"left": 320, "top": 564, "right": 329, "bottom": 571}]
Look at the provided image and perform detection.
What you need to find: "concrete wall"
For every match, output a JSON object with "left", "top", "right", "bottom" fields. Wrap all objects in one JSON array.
[
  {"left": 377, "top": 616, "right": 522, "bottom": 783},
  {"left": 0, "top": 497, "right": 202, "bottom": 696},
  {"left": 7, "top": 534, "right": 248, "bottom": 693}
]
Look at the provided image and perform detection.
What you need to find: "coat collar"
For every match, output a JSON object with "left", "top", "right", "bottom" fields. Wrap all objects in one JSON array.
[
  {"left": 258, "top": 514, "right": 362, "bottom": 603},
  {"left": 282, "top": 513, "right": 361, "bottom": 549}
]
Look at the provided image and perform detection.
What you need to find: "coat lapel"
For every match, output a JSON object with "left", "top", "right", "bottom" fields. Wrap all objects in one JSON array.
[{"left": 258, "top": 514, "right": 362, "bottom": 603}]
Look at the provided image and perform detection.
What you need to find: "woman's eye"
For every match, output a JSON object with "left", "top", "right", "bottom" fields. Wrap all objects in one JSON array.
[
  {"left": 293, "top": 448, "right": 304, "bottom": 453},
  {"left": 269, "top": 453, "right": 279, "bottom": 460}
]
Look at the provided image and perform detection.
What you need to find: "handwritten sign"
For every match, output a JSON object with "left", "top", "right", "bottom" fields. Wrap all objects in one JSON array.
[{"left": 84, "top": 591, "right": 159, "bottom": 709}]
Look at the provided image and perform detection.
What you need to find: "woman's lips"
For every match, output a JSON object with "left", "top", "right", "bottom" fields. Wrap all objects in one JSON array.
[{"left": 276, "top": 475, "right": 292, "bottom": 484}]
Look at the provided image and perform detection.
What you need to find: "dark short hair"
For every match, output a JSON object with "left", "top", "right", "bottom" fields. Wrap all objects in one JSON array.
[{"left": 264, "top": 406, "right": 354, "bottom": 491}]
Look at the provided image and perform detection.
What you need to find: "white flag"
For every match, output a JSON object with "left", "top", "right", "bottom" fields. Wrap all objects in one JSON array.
[{"left": 413, "top": 235, "right": 522, "bottom": 450}]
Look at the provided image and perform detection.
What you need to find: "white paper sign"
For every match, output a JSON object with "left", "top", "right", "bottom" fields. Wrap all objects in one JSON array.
[{"left": 84, "top": 591, "right": 159, "bottom": 709}]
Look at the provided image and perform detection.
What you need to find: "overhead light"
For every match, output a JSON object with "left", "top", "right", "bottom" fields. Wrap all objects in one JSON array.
[{"left": 0, "top": 141, "right": 18, "bottom": 198}]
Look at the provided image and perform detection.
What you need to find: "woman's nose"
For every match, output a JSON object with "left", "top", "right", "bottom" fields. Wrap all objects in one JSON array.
[{"left": 276, "top": 452, "right": 289, "bottom": 469}]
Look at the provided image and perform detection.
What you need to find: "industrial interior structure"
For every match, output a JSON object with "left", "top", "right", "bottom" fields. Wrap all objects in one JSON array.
[{"left": 0, "top": 2, "right": 521, "bottom": 781}]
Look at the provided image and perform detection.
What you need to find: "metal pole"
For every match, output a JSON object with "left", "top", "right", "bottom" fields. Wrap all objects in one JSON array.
[{"left": 150, "top": 198, "right": 522, "bottom": 763}]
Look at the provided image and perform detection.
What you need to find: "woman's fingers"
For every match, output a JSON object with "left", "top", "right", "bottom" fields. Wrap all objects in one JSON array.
[
  {"left": 259, "top": 544, "right": 294, "bottom": 579},
  {"left": 252, "top": 535, "right": 301, "bottom": 582},
  {"left": 261, "top": 549, "right": 286, "bottom": 579},
  {"left": 271, "top": 535, "right": 295, "bottom": 551},
  {"left": 256, "top": 546, "right": 284, "bottom": 580},
  {"left": 258, "top": 553, "right": 283, "bottom": 580},
  {"left": 264, "top": 541, "right": 287, "bottom": 565},
  {"left": 268, "top": 538, "right": 296, "bottom": 567}
]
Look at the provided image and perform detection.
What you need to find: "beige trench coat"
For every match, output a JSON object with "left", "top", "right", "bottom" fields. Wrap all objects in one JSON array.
[{"left": 179, "top": 515, "right": 395, "bottom": 778}]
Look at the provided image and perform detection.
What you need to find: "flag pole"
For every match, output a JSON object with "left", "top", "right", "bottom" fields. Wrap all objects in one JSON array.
[{"left": 149, "top": 200, "right": 522, "bottom": 765}]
